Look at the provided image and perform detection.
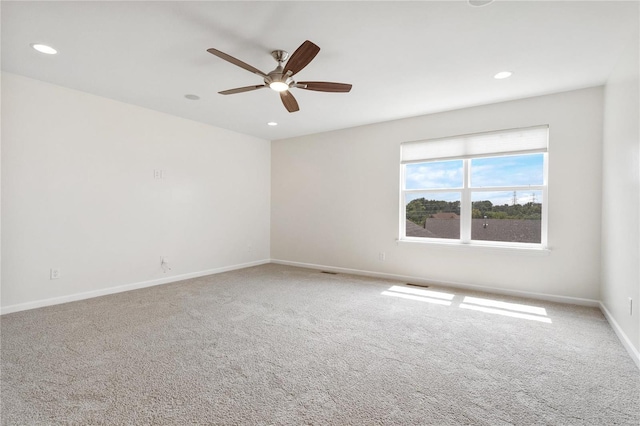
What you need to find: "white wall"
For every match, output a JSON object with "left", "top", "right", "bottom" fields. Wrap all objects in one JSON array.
[
  {"left": 1, "top": 73, "right": 270, "bottom": 311},
  {"left": 601, "top": 27, "right": 640, "bottom": 355},
  {"left": 272, "top": 87, "right": 604, "bottom": 302}
]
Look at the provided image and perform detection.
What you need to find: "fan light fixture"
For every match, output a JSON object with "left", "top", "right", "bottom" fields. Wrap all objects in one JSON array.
[
  {"left": 269, "top": 81, "right": 289, "bottom": 92},
  {"left": 31, "top": 43, "right": 57, "bottom": 54}
]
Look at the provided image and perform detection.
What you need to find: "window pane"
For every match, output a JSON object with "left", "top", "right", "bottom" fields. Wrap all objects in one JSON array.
[
  {"left": 406, "top": 192, "right": 460, "bottom": 239},
  {"left": 405, "top": 160, "right": 463, "bottom": 190},
  {"left": 471, "top": 154, "right": 543, "bottom": 188},
  {"left": 471, "top": 191, "right": 542, "bottom": 243}
]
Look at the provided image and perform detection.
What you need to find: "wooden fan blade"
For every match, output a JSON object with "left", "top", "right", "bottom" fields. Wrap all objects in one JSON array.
[
  {"left": 207, "top": 48, "right": 267, "bottom": 78},
  {"left": 283, "top": 40, "right": 320, "bottom": 77},
  {"left": 296, "top": 81, "right": 353, "bottom": 93},
  {"left": 280, "top": 90, "right": 300, "bottom": 113},
  {"left": 219, "top": 85, "right": 267, "bottom": 95}
]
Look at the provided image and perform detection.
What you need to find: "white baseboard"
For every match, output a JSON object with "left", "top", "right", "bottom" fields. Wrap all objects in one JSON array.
[
  {"left": 599, "top": 302, "right": 640, "bottom": 370},
  {"left": 271, "top": 259, "right": 600, "bottom": 307},
  {"left": 0, "top": 259, "right": 270, "bottom": 316}
]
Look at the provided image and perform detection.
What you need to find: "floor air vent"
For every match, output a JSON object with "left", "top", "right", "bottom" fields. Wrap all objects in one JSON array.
[
  {"left": 406, "top": 283, "right": 429, "bottom": 288},
  {"left": 321, "top": 271, "right": 338, "bottom": 275}
]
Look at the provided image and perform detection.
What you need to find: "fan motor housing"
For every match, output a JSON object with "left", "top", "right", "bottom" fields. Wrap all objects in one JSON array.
[{"left": 264, "top": 65, "right": 294, "bottom": 88}]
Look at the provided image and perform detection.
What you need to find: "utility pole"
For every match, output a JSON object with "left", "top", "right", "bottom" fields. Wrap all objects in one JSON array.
[{"left": 512, "top": 191, "right": 517, "bottom": 206}]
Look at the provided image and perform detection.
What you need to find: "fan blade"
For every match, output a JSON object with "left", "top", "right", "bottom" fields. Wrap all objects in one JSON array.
[
  {"left": 219, "top": 85, "right": 267, "bottom": 95},
  {"left": 207, "top": 48, "right": 267, "bottom": 78},
  {"left": 296, "top": 81, "right": 352, "bottom": 93},
  {"left": 283, "top": 40, "right": 320, "bottom": 77},
  {"left": 280, "top": 90, "right": 300, "bottom": 113}
]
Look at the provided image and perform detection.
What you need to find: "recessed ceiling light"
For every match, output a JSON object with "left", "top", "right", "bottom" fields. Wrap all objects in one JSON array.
[
  {"left": 494, "top": 71, "right": 513, "bottom": 80},
  {"left": 468, "top": 0, "right": 494, "bottom": 6},
  {"left": 267, "top": 122, "right": 278, "bottom": 126},
  {"left": 184, "top": 94, "right": 200, "bottom": 100},
  {"left": 30, "top": 43, "right": 57, "bottom": 55}
]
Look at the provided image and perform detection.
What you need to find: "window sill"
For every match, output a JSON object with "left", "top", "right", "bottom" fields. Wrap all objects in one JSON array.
[{"left": 396, "top": 238, "right": 551, "bottom": 256}]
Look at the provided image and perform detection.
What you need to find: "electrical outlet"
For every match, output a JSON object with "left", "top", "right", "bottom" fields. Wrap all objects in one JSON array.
[
  {"left": 50, "top": 268, "right": 61, "bottom": 280},
  {"left": 247, "top": 242, "right": 254, "bottom": 252},
  {"left": 379, "top": 252, "right": 386, "bottom": 261}
]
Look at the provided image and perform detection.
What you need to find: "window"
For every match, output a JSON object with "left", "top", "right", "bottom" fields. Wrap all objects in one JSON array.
[{"left": 401, "top": 126, "right": 548, "bottom": 247}]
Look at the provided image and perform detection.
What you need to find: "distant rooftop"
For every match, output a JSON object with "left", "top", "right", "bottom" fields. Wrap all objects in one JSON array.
[{"left": 406, "top": 219, "right": 541, "bottom": 243}]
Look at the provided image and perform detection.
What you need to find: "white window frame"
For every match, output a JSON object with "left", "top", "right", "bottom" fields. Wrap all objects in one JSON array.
[{"left": 399, "top": 126, "right": 549, "bottom": 250}]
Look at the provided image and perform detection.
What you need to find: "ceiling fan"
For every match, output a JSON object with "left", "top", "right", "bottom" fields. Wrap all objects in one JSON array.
[{"left": 207, "top": 40, "right": 352, "bottom": 113}]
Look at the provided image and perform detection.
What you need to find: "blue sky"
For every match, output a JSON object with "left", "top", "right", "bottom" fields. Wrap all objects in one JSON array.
[
  {"left": 471, "top": 154, "right": 543, "bottom": 187},
  {"left": 405, "top": 154, "right": 543, "bottom": 189},
  {"left": 405, "top": 153, "right": 544, "bottom": 206},
  {"left": 405, "top": 159, "right": 463, "bottom": 189}
]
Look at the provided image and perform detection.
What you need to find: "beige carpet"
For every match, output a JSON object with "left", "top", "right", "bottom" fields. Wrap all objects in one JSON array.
[{"left": 1, "top": 264, "right": 638, "bottom": 425}]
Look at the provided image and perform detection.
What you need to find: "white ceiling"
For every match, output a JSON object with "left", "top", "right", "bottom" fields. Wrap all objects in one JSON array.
[{"left": 2, "top": 1, "right": 638, "bottom": 140}]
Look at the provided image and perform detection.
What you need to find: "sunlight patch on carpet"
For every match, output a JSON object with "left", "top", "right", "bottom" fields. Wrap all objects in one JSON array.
[
  {"left": 462, "top": 296, "right": 547, "bottom": 316},
  {"left": 460, "top": 302, "right": 552, "bottom": 323},
  {"left": 381, "top": 286, "right": 552, "bottom": 323},
  {"left": 381, "top": 291, "right": 453, "bottom": 306},
  {"left": 386, "top": 285, "right": 455, "bottom": 300}
]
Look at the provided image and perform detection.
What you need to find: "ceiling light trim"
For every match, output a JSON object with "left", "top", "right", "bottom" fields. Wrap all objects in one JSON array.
[
  {"left": 468, "top": 0, "right": 495, "bottom": 7},
  {"left": 494, "top": 71, "right": 513, "bottom": 80},
  {"left": 30, "top": 43, "right": 57, "bottom": 55}
]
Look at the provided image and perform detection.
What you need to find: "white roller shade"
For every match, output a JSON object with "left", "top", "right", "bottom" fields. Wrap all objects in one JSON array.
[{"left": 401, "top": 125, "right": 548, "bottom": 164}]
